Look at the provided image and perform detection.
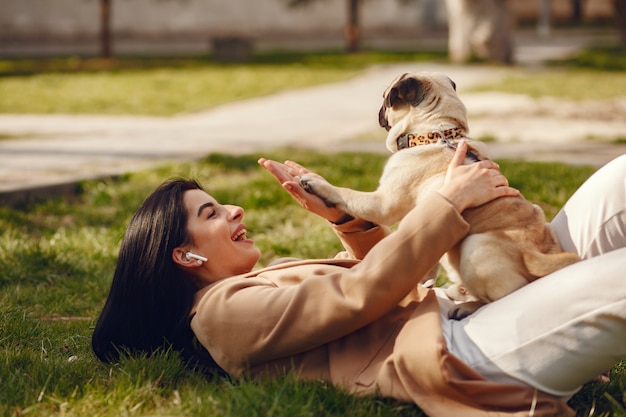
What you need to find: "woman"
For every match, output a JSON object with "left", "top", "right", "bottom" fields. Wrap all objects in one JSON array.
[{"left": 92, "top": 142, "right": 626, "bottom": 416}]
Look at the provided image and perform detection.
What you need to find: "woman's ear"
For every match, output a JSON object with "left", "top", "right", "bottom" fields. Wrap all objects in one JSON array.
[{"left": 172, "top": 247, "right": 203, "bottom": 268}]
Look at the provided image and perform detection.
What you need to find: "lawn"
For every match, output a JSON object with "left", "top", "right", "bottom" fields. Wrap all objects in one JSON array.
[
  {"left": 467, "top": 46, "right": 626, "bottom": 100},
  {"left": 1, "top": 149, "right": 624, "bottom": 417},
  {"left": 0, "top": 50, "right": 445, "bottom": 116},
  {"left": 0, "top": 46, "right": 625, "bottom": 416},
  {"left": 1, "top": 46, "right": 626, "bottom": 116}
]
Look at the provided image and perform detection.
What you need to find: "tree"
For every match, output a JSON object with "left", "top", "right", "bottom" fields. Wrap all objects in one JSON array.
[
  {"left": 444, "top": 0, "right": 514, "bottom": 64},
  {"left": 288, "top": 0, "right": 361, "bottom": 53},
  {"left": 99, "top": 0, "right": 112, "bottom": 58},
  {"left": 345, "top": 0, "right": 360, "bottom": 53},
  {"left": 613, "top": 0, "right": 626, "bottom": 43},
  {"left": 570, "top": 0, "right": 584, "bottom": 23}
]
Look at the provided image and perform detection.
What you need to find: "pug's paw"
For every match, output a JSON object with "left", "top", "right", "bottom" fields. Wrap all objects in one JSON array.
[{"left": 300, "top": 175, "right": 343, "bottom": 208}]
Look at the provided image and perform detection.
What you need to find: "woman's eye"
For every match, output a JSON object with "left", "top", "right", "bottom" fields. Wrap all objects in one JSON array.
[{"left": 207, "top": 210, "right": 216, "bottom": 219}]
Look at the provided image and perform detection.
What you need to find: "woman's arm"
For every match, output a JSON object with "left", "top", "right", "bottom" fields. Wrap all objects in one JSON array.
[
  {"left": 195, "top": 144, "right": 518, "bottom": 373},
  {"left": 191, "top": 191, "right": 468, "bottom": 375}
]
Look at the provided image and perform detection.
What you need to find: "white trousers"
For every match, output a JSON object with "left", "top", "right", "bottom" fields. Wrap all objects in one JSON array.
[{"left": 441, "top": 154, "right": 626, "bottom": 398}]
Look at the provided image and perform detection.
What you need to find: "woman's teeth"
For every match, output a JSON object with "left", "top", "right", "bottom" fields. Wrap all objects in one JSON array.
[{"left": 232, "top": 229, "right": 246, "bottom": 241}]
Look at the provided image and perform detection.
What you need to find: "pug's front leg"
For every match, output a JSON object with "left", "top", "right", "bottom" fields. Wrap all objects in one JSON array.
[
  {"left": 300, "top": 175, "right": 406, "bottom": 226},
  {"left": 299, "top": 175, "right": 347, "bottom": 211}
]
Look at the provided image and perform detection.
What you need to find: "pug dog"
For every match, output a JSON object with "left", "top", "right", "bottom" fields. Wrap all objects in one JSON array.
[{"left": 300, "top": 72, "right": 580, "bottom": 319}]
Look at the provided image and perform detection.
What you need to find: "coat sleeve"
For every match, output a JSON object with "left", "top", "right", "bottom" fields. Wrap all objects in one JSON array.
[
  {"left": 331, "top": 218, "right": 391, "bottom": 260},
  {"left": 191, "top": 192, "right": 469, "bottom": 375}
]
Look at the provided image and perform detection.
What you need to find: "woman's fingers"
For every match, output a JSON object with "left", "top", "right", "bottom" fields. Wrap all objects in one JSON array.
[
  {"left": 259, "top": 158, "right": 297, "bottom": 185},
  {"left": 440, "top": 143, "right": 519, "bottom": 212},
  {"left": 259, "top": 158, "right": 340, "bottom": 218},
  {"left": 450, "top": 139, "right": 469, "bottom": 167}
]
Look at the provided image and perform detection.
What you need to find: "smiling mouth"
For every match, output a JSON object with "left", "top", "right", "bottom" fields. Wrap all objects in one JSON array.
[{"left": 232, "top": 228, "right": 247, "bottom": 241}]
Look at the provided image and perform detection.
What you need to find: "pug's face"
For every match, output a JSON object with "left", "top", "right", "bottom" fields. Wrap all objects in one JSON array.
[{"left": 378, "top": 72, "right": 468, "bottom": 151}]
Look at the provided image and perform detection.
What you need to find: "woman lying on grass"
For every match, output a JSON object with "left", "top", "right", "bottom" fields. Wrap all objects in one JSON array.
[{"left": 92, "top": 142, "right": 626, "bottom": 416}]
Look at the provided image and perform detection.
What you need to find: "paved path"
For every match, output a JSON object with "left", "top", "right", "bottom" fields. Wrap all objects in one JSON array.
[
  {"left": 1, "top": 37, "right": 625, "bottom": 205},
  {"left": 0, "top": 63, "right": 509, "bottom": 201}
]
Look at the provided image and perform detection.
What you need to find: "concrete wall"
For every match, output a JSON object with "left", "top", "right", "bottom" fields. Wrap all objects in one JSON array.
[
  {"left": 0, "top": 0, "right": 449, "bottom": 40},
  {"left": 511, "top": 0, "right": 614, "bottom": 23},
  {"left": 0, "top": 0, "right": 615, "bottom": 56},
  {"left": 1, "top": 0, "right": 613, "bottom": 41}
]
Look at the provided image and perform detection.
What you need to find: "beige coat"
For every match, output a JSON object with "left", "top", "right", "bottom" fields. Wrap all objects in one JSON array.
[{"left": 190, "top": 192, "right": 573, "bottom": 416}]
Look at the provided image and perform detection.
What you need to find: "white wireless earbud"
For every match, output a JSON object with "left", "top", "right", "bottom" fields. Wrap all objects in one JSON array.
[{"left": 185, "top": 252, "right": 208, "bottom": 264}]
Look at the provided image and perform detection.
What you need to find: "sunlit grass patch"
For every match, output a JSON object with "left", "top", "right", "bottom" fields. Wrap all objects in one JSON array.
[
  {"left": 0, "top": 150, "right": 621, "bottom": 417},
  {"left": 0, "top": 50, "right": 446, "bottom": 116},
  {"left": 469, "top": 68, "right": 626, "bottom": 101},
  {"left": 0, "top": 66, "right": 356, "bottom": 116}
]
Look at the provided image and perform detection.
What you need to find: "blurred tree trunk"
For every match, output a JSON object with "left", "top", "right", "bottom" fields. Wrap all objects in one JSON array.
[
  {"left": 445, "top": 0, "right": 514, "bottom": 64},
  {"left": 570, "top": 0, "right": 583, "bottom": 23},
  {"left": 345, "top": 0, "right": 360, "bottom": 53},
  {"left": 100, "top": 0, "right": 112, "bottom": 58},
  {"left": 613, "top": 0, "right": 626, "bottom": 43},
  {"left": 538, "top": 0, "right": 551, "bottom": 37}
]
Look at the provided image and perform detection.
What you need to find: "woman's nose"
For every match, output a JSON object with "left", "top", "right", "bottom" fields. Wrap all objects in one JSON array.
[{"left": 227, "top": 205, "right": 244, "bottom": 221}]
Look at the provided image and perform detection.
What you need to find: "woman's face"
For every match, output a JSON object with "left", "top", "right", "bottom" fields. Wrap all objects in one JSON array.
[{"left": 179, "top": 189, "right": 261, "bottom": 284}]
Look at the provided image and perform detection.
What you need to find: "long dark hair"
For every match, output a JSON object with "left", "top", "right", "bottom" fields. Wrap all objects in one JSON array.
[{"left": 92, "top": 178, "right": 222, "bottom": 374}]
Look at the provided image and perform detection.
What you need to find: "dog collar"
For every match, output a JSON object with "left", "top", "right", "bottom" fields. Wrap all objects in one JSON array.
[
  {"left": 396, "top": 128, "right": 480, "bottom": 162},
  {"left": 396, "top": 127, "right": 466, "bottom": 150}
]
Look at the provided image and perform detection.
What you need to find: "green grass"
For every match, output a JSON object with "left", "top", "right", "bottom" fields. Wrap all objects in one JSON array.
[
  {"left": 2, "top": 46, "right": 626, "bottom": 116},
  {"left": 0, "top": 50, "right": 446, "bottom": 116},
  {"left": 0, "top": 150, "right": 623, "bottom": 416},
  {"left": 468, "top": 45, "right": 626, "bottom": 100},
  {"left": 469, "top": 68, "right": 626, "bottom": 101},
  {"left": 0, "top": 65, "right": 358, "bottom": 116},
  {"left": 560, "top": 45, "right": 626, "bottom": 72}
]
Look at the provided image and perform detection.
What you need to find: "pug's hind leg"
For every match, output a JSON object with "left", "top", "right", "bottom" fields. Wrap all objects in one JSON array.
[{"left": 448, "top": 301, "right": 485, "bottom": 320}]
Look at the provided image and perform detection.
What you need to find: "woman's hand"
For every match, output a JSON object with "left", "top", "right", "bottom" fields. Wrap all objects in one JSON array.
[
  {"left": 439, "top": 140, "right": 520, "bottom": 212},
  {"left": 258, "top": 158, "right": 351, "bottom": 223}
]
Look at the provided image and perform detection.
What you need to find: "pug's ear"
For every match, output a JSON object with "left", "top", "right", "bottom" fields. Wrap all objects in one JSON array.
[
  {"left": 387, "top": 77, "right": 427, "bottom": 108},
  {"left": 378, "top": 105, "right": 391, "bottom": 131}
]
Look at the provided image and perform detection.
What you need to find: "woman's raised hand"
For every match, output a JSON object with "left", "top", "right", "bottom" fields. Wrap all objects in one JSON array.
[
  {"left": 258, "top": 158, "right": 350, "bottom": 223},
  {"left": 439, "top": 140, "right": 520, "bottom": 212}
]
